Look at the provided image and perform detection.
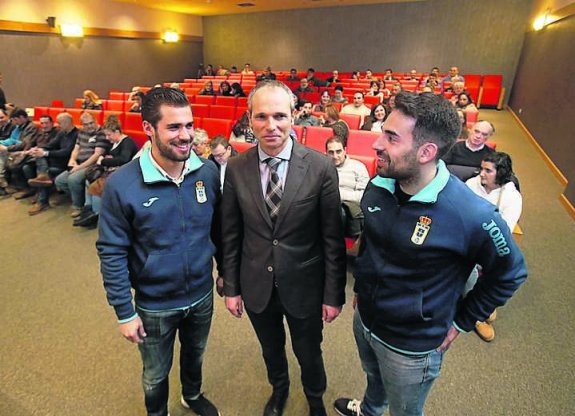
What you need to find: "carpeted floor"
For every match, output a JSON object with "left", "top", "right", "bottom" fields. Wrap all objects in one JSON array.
[{"left": 0, "top": 109, "right": 573, "bottom": 415}]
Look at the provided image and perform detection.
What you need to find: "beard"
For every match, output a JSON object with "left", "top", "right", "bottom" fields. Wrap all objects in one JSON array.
[
  {"left": 376, "top": 147, "right": 419, "bottom": 182},
  {"left": 153, "top": 134, "right": 191, "bottom": 162}
]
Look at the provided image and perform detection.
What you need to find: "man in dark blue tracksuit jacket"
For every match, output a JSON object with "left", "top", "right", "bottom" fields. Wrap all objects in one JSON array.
[
  {"left": 334, "top": 92, "right": 527, "bottom": 416},
  {"left": 97, "top": 88, "right": 222, "bottom": 416}
]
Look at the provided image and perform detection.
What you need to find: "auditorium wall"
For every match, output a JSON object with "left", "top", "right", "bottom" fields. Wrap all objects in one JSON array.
[{"left": 203, "top": 0, "right": 532, "bottom": 102}]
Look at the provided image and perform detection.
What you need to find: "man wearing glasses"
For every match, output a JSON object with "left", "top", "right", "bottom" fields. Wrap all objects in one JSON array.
[
  {"left": 341, "top": 92, "right": 371, "bottom": 118},
  {"left": 54, "top": 111, "right": 109, "bottom": 219}
]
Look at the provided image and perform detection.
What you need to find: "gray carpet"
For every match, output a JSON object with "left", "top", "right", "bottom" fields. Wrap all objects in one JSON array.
[{"left": 1, "top": 109, "right": 573, "bottom": 415}]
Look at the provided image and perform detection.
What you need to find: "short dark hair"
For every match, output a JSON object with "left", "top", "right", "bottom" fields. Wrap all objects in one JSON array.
[
  {"left": 393, "top": 92, "right": 461, "bottom": 160},
  {"left": 39, "top": 114, "right": 53, "bottom": 122},
  {"left": 325, "top": 136, "right": 345, "bottom": 151},
  {"left": 10, "top": 108, "right": 28, "bottom": 119},
  {"left": 141, "top": 87, "right": 190, "bottom": 129},
  {"left": 210, "top": 135, "right": 230, "bottom": 150},
  {"left": 307, "top": 68, "right": 315, "bottom": 73},
  {"left": 483, "top": 151, "right": 514, "bottom": 185},
  {"left": 334, "top": 85, "right": 344, "bottom": 92}
]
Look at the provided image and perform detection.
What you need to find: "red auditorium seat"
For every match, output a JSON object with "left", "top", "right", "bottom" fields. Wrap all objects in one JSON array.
[
  {"left": 346, "top": 130, "right": 380, "bottom": 157},
  {"left": 74, "top": 98, "right": 84, "bottom": 109},
  {"left": 194, "top": 118, "right": 203, "bottom": 129},
  {"left": 191, "top": 104, "right": 210, "bottom": 118},
  {"left": 215, "top": 96, "right": 237, "bottom": 106},
  {"left": 291, "top": 125, "right": 304, "bottom": 143},
  {"left": 231, "top": 141, "right": 256, "bottom": 153},
  {"left": 124, "top": 112, "right": 143, "bottom": 132},
  {"left": 209, "top": 105, "right": 235, "bottom": 119},
  {"left": 348, "top": 155, "right": 377, "bottom": 177},
  {"left": 332, "top": 102, "right": 342, "bottom": 111},
  {"left": 195, "top": 95, "right": 216, "bottom": 105},
  {"left": 51, "top": 100, "right": 64, "bottom": 108},
  {"left": 106, "top": 100, "right": 125, "bottom": 112},
  {"left": 129, "top": 131, "right": 149, "bottom": 150},
  {"left": 464, "top": 74, "right": 481, "bottom": 103},
  {"left": 237, "top": 97, "right": 248, "bottom": 107},
  {"left": 33, "top": 107, "right": 48, "bottom": 121},
  {"left": 235, "top": 107, "right": 248, "bottom": 119},
  {"left": 339, "top": 113, "right": 362, "bottom": 130},
  {"left": 304, "top": 126, "right": 334, "bottom": 151},
  {"left": 364, "top": 96, "right": 381, "bottom": 107},
  {"left": 109, "top": 92, "right": 126, "bottom": 101},
  {"left": 465, "top": 109, "right": 479, "bottom": 128},
  {"left": 479, "top": 75, "right": 503, "bottom": 108},
  {"left": 202, "top": 118, "right": 233, "bottom": 139},
  {"left": 65, "top": 109, "right": 84, "bottom": 127}
]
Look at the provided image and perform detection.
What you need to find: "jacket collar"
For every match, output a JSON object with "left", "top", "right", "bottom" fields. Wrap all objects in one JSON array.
[
  {"left": 139, "top": 147, "right": 204, "bottom": 183},
  {"left": 371, "top": 160, "right": 450, "bottom": 203}
]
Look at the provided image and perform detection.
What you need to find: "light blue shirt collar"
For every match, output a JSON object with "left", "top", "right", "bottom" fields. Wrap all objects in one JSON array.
[
  {"left": 371, "top": 160, "right": 450, "bottom": 203},
  {"left": 257, "top": 137, "right": 293, "bottom": 162},
  {"left": 139, "top": 147, "right": 204, "bottom": 184}
]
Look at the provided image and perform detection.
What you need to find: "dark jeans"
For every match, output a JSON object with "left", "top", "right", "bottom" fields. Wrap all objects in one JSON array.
[
  {"left": 137, "top": 292, "right": 214, "bottom": 416},
  {"left": 246, "top": 289, "right": 326, "bottom": 407},
  {"left": 22, "top": 165, "right": 64, "bottom": 205}
]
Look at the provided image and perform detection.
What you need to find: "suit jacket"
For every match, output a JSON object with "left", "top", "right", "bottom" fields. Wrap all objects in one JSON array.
[{"left": 222, "top": 140, "right": 346, "bottom": 319}]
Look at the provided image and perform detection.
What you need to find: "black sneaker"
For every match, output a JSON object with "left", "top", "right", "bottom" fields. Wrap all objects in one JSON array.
[
  {"left": 334, "top": 398, "right": 363, "bottom": 416},
  {"left": 181, "top": 393, "right": 220, "bottom": 416}
]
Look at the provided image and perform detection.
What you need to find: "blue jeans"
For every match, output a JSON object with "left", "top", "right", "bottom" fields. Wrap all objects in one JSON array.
[
  {"left": 137, "top": 292, "right": 214, "bottom": 416},
  {"left": 54, "top": 168, "right": 88, "bottom": 208},
  {"left": 353, "top": 310, "right": 443, "bottom": 416},
  {"left": 84, "top": 181, "right": 101, "bottom": 214}
]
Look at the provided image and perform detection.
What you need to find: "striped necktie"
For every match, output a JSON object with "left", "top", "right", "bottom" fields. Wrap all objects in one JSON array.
[{"left": 264, "top": 157, "right": 283, "bottom": 222}]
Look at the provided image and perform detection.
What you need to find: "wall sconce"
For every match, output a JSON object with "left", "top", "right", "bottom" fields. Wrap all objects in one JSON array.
[
  {"left": 533, "top": 9, "right": 551, "bottom": 30},
  {"left": 162, "top": 30, "right": 180, "bottom": 43},
  {"left": 60, "top": 23, "right": 84, "bottom": 37}
]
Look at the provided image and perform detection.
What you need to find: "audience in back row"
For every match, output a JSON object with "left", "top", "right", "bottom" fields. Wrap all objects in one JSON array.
[{"left": 82, "top": 90, "right": 103, "bottom": 110}]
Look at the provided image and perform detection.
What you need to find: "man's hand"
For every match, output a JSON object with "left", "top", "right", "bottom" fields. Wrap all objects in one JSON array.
[
  {"left": 322, "top": 304, "right": 342, "bottom": 323},
  {"left": 225, "top": 295, "right": 244, "bottom": 318},
  {"left": 28, "top": 147, "right": 44, "bottom": 158},
  {"left": 436, "top": 325, "right": 460, "bottom": 352},
  {"left": 119, "top": 316, "right": 147, "bottom": 344},
  {"left": 215, "top": 276, "right": 224, "bottom": 297}
]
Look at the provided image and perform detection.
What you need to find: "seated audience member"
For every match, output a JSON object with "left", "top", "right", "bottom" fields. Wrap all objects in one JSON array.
[
  {"left": 218, "top": 81, "right": 233, "bottom": 96},
  {"left": 325, "top": 136, "right": 370, "bottom": 237},
  {"left": 295, "top": 101, "right": 321, "bottom": 127},
  {"left": 341, "top": 92, "right": 371, "bottom": 118},
  {"left": 216, "top": 65, "right": 229, "bottom": 76},
  {"left": 449, "top": 81, "right": 467, "bottom": 103},
  {"left": 365, "top": 81, "right": 384, "bottom": 102},
  {"left": 293, "top": 78, "right": 316, "bottom": 106},
  {"left": 425, "top": 73, "right": 440, "bottom": 90},
  {"left": 361, "top": 103, "right": 389, "bottom": 132},
  {"left": 198, "top": 80, "right": 216, "bottom": 96},
  {"left": 10, "top": 114, "right": 59, "bottom": 200},
  {"left": 306, "top": 67, "right": 322, "bottom": 86},
  {"left": 313, "top": 90, "right": 332, "bottom": 113},
  {"left": 0, "top": 72, "right": 6, "bottom": 111},
  {"left": 0, "top": 108, "right": 14, "bottom": 140},
  {"left": 456, "top": 91, "right": 478, "bottom": 112},
  {"left": 442, "top": 120, "right": 496, "bottom": 181},
  {"left": 229, "top": 66, "right": 239, "bottom": 74},
  {"left": 191, "top": 128, "right": 211, "bottom": 158},
  {"left": 128, "top": 86, "right": 142, "bottom": 101},
  {"left": 327, "top": 70, "right": 341, "bottom": 85},
  {"left": 0, "top": 108, "right": 39, "bottom": 195},
  {"left": 256, "top": 66, "right": 277, "bottom": 82},
  {"left": 286, "top": 68, "right": 300, "bottom": 82},
  {"left": 82, "top": 90, "right": 103, "bottom": 110},
  {"left": 456, "top": 110, "right": 469, "bottom": 141},
  {"left": 230, "top": 83, "right": 246, "bottom": 97},
  {"left": 27, "top": 112, "right": 78, "bottom": 215},
  {"left": 390, "top": 82, "right": 403, "bottom": 97},
  {"left": 322, "top": 104, "right": 349, "bottom": 146},
  {"left": 332, "top": 86, "right": 348, "bottom": 104},
  {"left": 208, "top": 135, "right": 238, "bottom": 192},
  {"left": 465, "top": 151, "right": 522, "bottom": 341},
  {"left": 204, "top": 64, "right": 215, "bottom": 76},
  {"left": 129, "top": 91, "right": 145, "bottom": 113},
  {"left": 230, "top": 112, "right": 256, "bottom": 143},
  {"left": 169, "top": 83, "right": 182, "bottom": 91},
  {"left": 74, "top": 115, "right": 138, "bottom": 228},
  {"left": 443, "top": 66, "right": 465, "bottom": 85},
  {"left": 241, "top": 63, "right": 254, "bottom": 75},
  {"left": 351, "top": 71, "right": 361, "bottom": 81},
  {"left": 363, "top": 69, "right": 377, "bottom": 81},
  {"left": 405, "top": 69, "right": 419, "bottom": 81},
  {"left": 382, "top": 68, "right": 398, "bottom": 82},
  {"left": 196, "top": 63, "right": 206, "bottom": 79},
  {"left": 54, "top": 112, "right": 109, "bottom": 219}
]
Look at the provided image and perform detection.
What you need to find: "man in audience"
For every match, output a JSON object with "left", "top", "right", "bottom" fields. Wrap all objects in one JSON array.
[
  {"left": 364, "top": 69, "right": 377, "bottom": 81},
  {"left": 334, "top": 91, "right": 527, "bottom": 416},
  {"left": 286, "top": 68, "right": 300, "bottom": 82},
  {"left": 257, "top": 66, "right": 277, "bottom": 82},
  {"left": 0, "top": 108, "right": 14, "bottom": 140},
  {"left": 406, "top": 69, "right": 419, "bottom": 81},
  {"left": 327, "top": 70, "right": 341, "bottom": 85},
  {"left": 54, "top": 111, "right": 108, "bottom": 218},
  {"left": 326, "top": 136, "right": 369, "bottom": 237},
  {"left": 0, "top": 108, "right": 39, "bottom": 195},
  {"left": 242, "top": 63, "right": 255, "bottom": 75},
  {"left": 209, "top": 135, "right": 238, "bottom": 192},
  {"left": 390, "top": 82, "right": 403, "bottom": 97},
  {"left": 342, "top": 92, "right": 371, "bottom": 118},
  {"left": 332, "top": 86, "right": 348, "bottom": 104},
  {"left": 97, "top": 87, "right": 221, "bottom": 416},
  {"left": 442, "top": 120, "right": 496, "bottom": 181},
  {"left": 191, "top": 128, "right": 211, "bottom": 158},
  {"left": 222, "top": 80, "right": 346, "bottom": 416},
  {"left": 443, "top": 66, "right": 465, "bottom": 85},
  {"left": 294, "top": 101, "right": 321, "bottom": 127},
  {"left": 293, "top": 78, "right": 316, "bottom": 107},
  {"left": 27, "top": 112, "right": 78, "bottom": 215},
  {"left": 383, "top": 69, "right": 398, "bottom": 82}
]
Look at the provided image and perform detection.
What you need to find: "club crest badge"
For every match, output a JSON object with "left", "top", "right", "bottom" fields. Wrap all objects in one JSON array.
[
  {"left": 195, "top": 181, "right": 207, "bottom": 203},
  {"left": 411, "top": 216, "right": 432, "bottom": 245}
]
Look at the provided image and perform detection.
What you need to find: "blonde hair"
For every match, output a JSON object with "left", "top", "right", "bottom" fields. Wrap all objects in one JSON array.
[{"left": 83, "top": 89, "right": 101, "bottom": 105}]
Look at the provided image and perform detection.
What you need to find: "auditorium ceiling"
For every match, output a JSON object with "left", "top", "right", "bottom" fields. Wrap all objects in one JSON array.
[{"left": 112, "top": 0, "right": 422, "bottom": 16}]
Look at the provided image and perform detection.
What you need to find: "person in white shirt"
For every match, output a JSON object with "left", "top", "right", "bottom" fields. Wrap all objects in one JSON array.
[
  {"left": 341, "top": 92, "right": 371, "bottom": 119},
  {"left": 208, "top": 135, "right": 238, "bottom": 192}
]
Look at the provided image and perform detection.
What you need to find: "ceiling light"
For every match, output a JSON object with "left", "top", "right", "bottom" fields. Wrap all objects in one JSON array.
[
  {"left": 60, "top": 24, "right": 84, "bottom": 37},
  {"left": 162, "top": 30, "right": 180, "bottom": 43}
]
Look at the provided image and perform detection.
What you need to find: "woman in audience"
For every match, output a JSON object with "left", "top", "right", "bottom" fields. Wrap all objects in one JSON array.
[
  {"left": 198, "top": 80, "right": 216, "bottom": 96},
  {"left": 230, "top": 111, "right": 256, "bottom": 143},
  {"left": 82, "top": 90, "right": 102, "bottom": 110},
  {"left": 230, "top": 83, "right": 246, "bottom": 97},
  {"left": 332, "top": 86, "right": 348, "bottom": 105},
  {"left": 313, "top": 90, "right": 332, "bottom": 112},
  {"left": 456, "top": 91, "right": 478, "bottom": 112},
  {"left": 361, "top": 103, "right": 389, "bottom": 132},
  {"left": 457, "top": 109, "right": 469, "bottom": 141},
  {"left": 365, "top": 81, "right": 384, "bottom": 102},
  {"left": 74, "top": 115, "right": 138, "bottom": 227},
  {"left": 351, "top": 71, "right": 361, "bottom": 81},
  {"left": 464, "top": 151, "right": 522, "bottom": 342},
  {"left": 322, "top": 104, "right": 349, "bottom": 146},
  {"left": 218, "top": 81, "right": 233, "bottom": 96}
]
